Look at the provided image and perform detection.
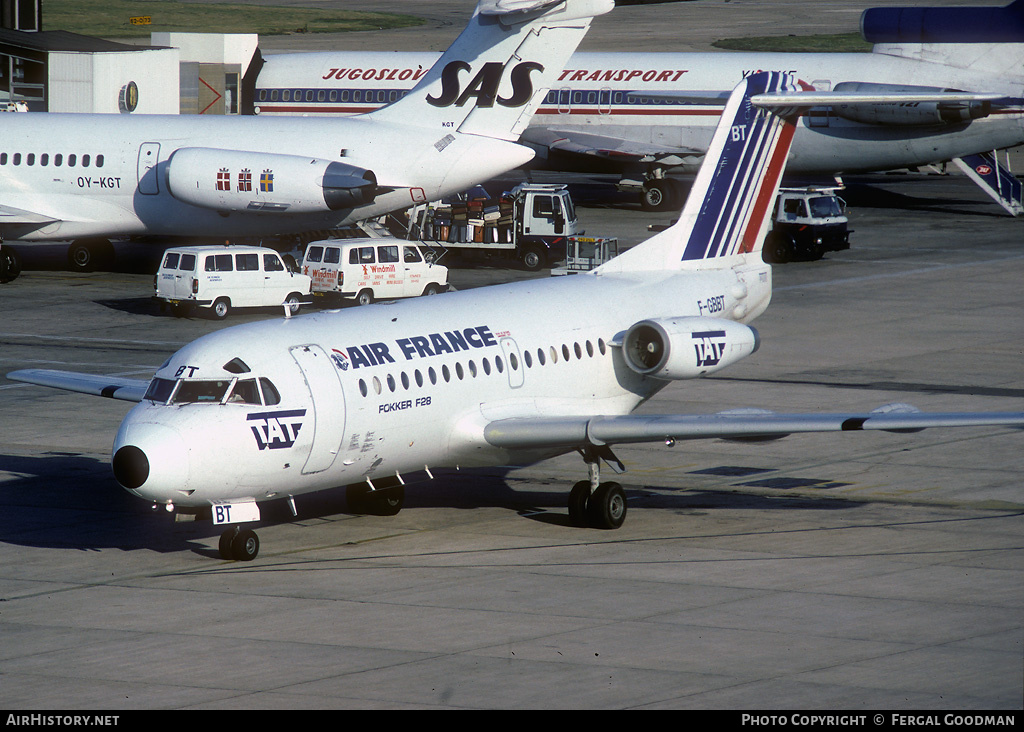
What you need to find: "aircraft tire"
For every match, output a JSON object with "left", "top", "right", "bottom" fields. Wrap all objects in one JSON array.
[
  {"left": 67, "top": 239, "right": 113, "bottom": 272},
  {"left": 568, "top": 481, "right": 590, "bottom": 527},
  {"left": 641, "top": 180, "right": 679, "bottom": 212},
  {"left": 347, "top": 484, "right": 405, "bottom": 515},
  {"left": 586, "top": 482, "right": 626, "bottom": 530},
  {"left": 0, "top": 248, "right": 20, "bottom": 283}
]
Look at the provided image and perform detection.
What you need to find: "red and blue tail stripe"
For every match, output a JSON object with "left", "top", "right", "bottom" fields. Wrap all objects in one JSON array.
[{"left": 679, "top": 71, "right": 798, "bottom": 262}]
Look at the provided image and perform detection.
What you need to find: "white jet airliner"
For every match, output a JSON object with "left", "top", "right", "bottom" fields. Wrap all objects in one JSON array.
[
  {"left": 9, "top": 71, "right": 1024, "bottom": 562},
  {"left": 252, "top": 0, "right": 1024, "bottom": 210},
  {"left": 0, "top": 0, "right": 612, "bottom": 268}
]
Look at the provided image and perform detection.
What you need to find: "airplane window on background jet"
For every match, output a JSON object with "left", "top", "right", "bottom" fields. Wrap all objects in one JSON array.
[
  {"left": 96, "top": 154, "right": 104, "bottom": 168},
  {"left": 574, "top": 342, "right": 582, "bottom": 359},
  {"left": 259, "top": 378, "right": 281, "bottom": 406},
  {"left": 562, "top": 344, "right": 571, "bottom": 361},
  {"left": 68, "top": 154, "right": 76, "bottom": 167},
  {"left": 258, "top": 90, "right": 267, "bottom": 102},
  {"left": 40, "top": 153, "right": 48, "bottom": 166},
  {"left": 282, "top": 90, "right": 291, "bottom": 102},
  {"left": 340, "top": 90, "right": 349, "bottom": 102},
  {"left": 27, "top": 153, "right": 34, "bottom": 165},
  {"left": 305, "top": 90, "right": 314, "bottom": 102},
  {"left": 0, "top": 153, "right": 7, "bottom": 165},
  {"left": 82, "top": 154, "right": 90, "bottom": 167},
  {"left": 317, "top": 90, "right": 325, "bottom": 102},
  {"left": 270, "top": 90, "right": 279, "bottom": 101},
  {"left": 13, "top": 153, "right": 20, "bottom": 165},
  {"left": 329, "top": 90, "right": 337, "bottom": 102},
  {"left": 586, "top": 340, "right": 594, "bottom": 357},
  {"left": 54, "top": 154, "right": 62, "bottom": 166}
]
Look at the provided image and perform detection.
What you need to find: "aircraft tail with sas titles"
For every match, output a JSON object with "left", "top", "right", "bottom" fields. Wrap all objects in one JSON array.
[{"left": 366, "top": 0, "right": 614, "bottom": 142}]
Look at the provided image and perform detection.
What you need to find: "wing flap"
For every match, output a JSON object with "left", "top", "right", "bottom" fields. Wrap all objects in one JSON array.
[
  {"left": 523, "top": 126, "right": 702, "bottom": 163},
  {"left": 7, "top": 369, "right": 149, "bottom": 402},
  {"left": 484, "top": 408, "right": 1024, "bottom": 450}
]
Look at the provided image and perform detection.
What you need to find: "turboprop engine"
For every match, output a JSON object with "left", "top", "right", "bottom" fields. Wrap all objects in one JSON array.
[
  {"left": 831, "top": 82, "right": 991, "bottom": 126},
  {"left": 166, "top": 148, "right": 378, "bottom": 213},
  {"left": 621, "top": 316, "right": 760, "bottom": 380}
]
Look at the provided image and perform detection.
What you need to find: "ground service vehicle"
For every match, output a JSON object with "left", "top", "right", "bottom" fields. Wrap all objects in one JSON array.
[
  {"left": 551, "top": 236, "right": 620, "bottom": 275},
  {"left": 762, "top": 187, "right": 851, "bottom": 263},
  {"left": 403, "top": 183, "right": 580, "bottom": 271},
  {"left": 155, "top": 245, "right": 311, "bottom": 318},
  {"left": 301, "top": 238, "right": 448, "bottom": 305}
]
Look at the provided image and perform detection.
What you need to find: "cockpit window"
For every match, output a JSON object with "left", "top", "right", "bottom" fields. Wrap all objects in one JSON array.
[
  {"left": 171, "top": 380, "right": 232, "bottom": 404},
  {"left": 260, "top": 377, "right": 281, "bottom": 405},
  {"left": 144, "top": 377, "right": 176, "bottom": 403},
  {"left": 228, "top": 378, "right": 261, "bottom": 404}
]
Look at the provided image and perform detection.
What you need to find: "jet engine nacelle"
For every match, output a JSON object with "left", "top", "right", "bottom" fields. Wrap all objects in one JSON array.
[
  {"left": 621, "top": 316, "right": 760, "bottom": 380},
  {"left": 831, "top": 82, "right": 991, "bottom": 126},
  {"left": 166, "top": 148, "right": 378, "bottom": 214}
]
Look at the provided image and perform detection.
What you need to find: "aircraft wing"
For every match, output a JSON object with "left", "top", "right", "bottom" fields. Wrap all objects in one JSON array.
[
  {"left": 0, "top": 203, "right": 59, "bottom": 226},
  {"left": 522, "top": 126, "right": 703, "bottom": 164},
  {"left": 7, "top": 369, "right": 149, "bottom": 402},
  {"left": 484, "top": 405, "right": 1024, "bottom": 450},
  {"left": 752, "top": 90, "right": 1005, "bottom": 108}
]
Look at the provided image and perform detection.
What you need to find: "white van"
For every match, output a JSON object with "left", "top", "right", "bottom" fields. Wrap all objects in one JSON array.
[
  {"left": 301, "top": 238, "right": 448, "bottom": 305},
  {"left": 154, "top": 245, "right": 312, "bottom": 319}
]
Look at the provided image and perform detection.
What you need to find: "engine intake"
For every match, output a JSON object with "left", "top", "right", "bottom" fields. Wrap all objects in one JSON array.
[
  {"left": 621, "top": 316, "right": 760, "bottom": 380},
  {"left": 166, "top": 148, "right": 377, "bottom": 213}
]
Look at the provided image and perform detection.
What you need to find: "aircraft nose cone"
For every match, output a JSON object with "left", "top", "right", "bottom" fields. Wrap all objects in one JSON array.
[
  {"left": 112, "top": 445, "right": 149, "bottom": 489},
  {"left": 112, "top": 420, "right": 190, "bottom": 501}
]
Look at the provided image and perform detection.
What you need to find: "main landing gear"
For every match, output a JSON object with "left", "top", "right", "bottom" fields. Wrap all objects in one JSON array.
[{"left": 568, "top": 446, "right": 628, "bottom": 529}]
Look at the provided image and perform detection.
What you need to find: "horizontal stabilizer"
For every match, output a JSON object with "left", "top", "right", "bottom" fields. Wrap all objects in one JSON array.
[{"left": 7, "top": 369, "right": 149, "bottom": 402}]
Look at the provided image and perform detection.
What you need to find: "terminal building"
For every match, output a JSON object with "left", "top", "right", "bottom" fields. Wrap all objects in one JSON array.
[{"left": 0, "top": 0, "right": 259, "bottom": 114}]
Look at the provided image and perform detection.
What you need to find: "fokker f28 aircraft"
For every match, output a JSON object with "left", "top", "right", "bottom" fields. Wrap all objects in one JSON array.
[
  {"left": 253, "top": 0, "right": 1024, "bottom": 211},
  {"left": 10, "top": 72, "right": 1024, "bottom": 562},
  {"left": 0, "top": 0, "right": 612, "bottom": 269}
]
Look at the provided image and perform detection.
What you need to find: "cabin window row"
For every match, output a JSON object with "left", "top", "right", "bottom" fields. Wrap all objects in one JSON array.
[
  {"left": 258, "top": 88, "right": 410, "bottom": 104},
  {"left": 0, "top": 152, "right": 105, "bottom": 168},
  {"left": 356, "top": 337, "right": 609, "bottom": 398}
]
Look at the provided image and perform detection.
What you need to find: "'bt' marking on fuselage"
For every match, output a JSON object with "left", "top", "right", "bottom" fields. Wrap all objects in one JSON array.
[
  {"left": 338, "top": 325, "right": 498, "bottom": 370},
  {"left": 247, "top": 409, "right": 306, "bottom": 450}
]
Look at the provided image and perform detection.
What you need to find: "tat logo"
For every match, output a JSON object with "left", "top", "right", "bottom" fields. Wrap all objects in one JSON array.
[
  {"left": 247, "top": 409, "right": 306, "bottom": 450},
  {"left": 692, "top": 330, "right": 727, "bottom": 367},
  {"left": 427, "top": 60, "right": 544, "bottom": 109}
]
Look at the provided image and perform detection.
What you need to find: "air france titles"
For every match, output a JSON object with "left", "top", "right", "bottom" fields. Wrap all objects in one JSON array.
[{"left": 335, "top": 325, "right": 499, "bottom": 370}]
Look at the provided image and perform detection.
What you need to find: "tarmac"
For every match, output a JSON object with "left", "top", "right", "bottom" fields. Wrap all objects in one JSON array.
[{"left": 1, "top": 0, "right": 1023, "bottom": 713}]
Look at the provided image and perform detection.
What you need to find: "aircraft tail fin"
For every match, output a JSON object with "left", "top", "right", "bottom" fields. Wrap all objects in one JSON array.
[
  {"left": 596, "top": 72, "right": 799, "bottom": 274},
  {"left": 364, "top": 0, "right": 613, "bottom": 141}
]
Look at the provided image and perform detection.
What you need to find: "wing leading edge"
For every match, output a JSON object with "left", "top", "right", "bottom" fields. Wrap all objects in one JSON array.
[{"left": 7, "top": 369, "right": 149, "bottom": 402}]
